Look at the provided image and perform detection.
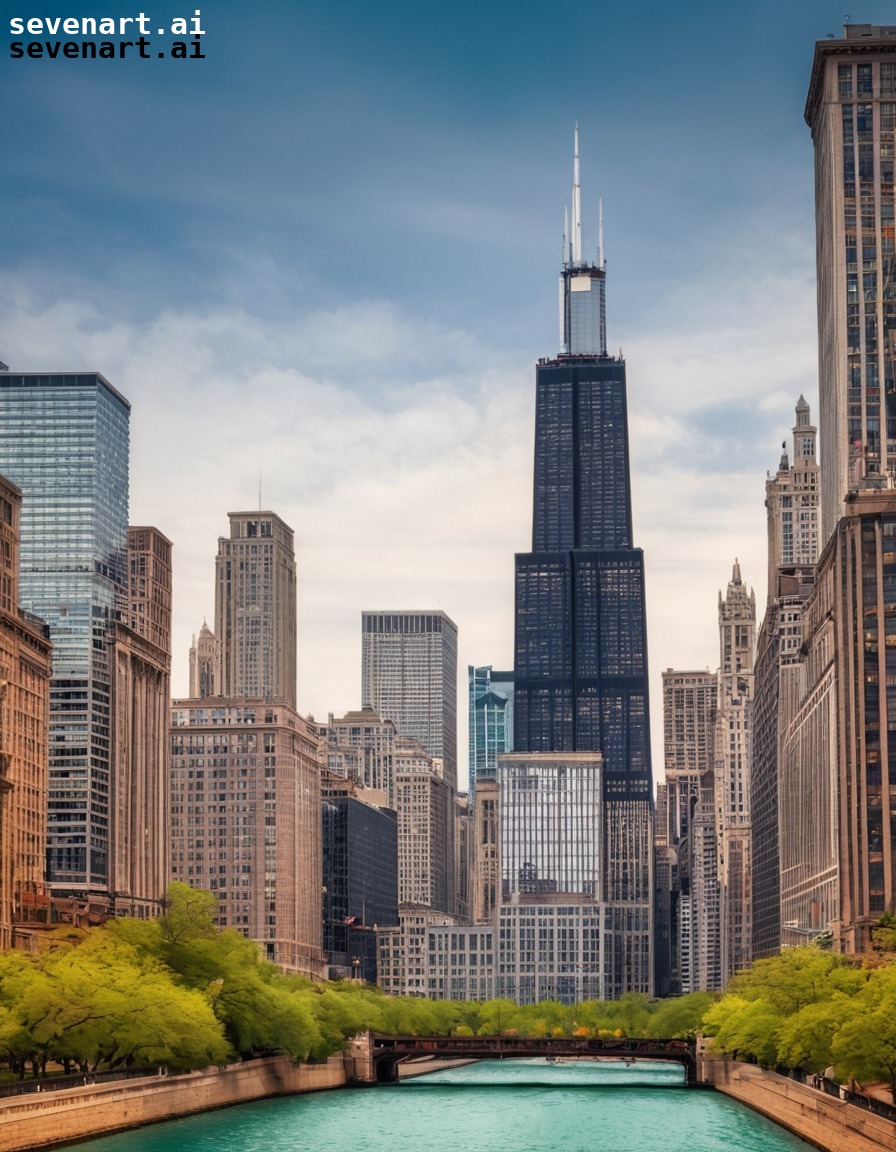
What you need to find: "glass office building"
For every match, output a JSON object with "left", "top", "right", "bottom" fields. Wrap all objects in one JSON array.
[
  {"left": 0, "top": 371, "right": 129, "bottom": 895},
  {"left": 514, "top": 206, "right": 651, "bottom": 808},
  {"left": 468, "top": 665, "right": 513, "bottom": 797},
  {"left": 361, "top": 611, "right": 458, "bottom": 790}
]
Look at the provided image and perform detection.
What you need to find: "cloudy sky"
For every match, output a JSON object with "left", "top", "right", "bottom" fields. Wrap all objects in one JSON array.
[{"left": 3, "top": 1, "right": 890, "bottom": 785}]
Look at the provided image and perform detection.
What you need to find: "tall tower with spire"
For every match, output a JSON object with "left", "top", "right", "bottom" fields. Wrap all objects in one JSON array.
[
  {"left": 511, "top": 129, "right": 653, "bottom": 998},
  {"left": 716, "top": 561, "right": 756, "bottom": 983}
]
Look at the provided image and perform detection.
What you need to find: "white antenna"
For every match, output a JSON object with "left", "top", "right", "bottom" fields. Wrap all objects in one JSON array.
[
  {"left": 572, "top": 123, "right": 582, "bottom": 264},
  {"left": 598, "top": 197, "right": 605, "bottom": 269}
]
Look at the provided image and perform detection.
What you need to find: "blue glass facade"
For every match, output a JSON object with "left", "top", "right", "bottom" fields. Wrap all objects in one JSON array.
[
  {"left": 468, "top": 665, "right": 513, "bottom": 796},
  {"left": 514, "top": 355, "right": 651, "bottom": 802},
  {"left": 0, "top": 372, "right": 129, "bottom": 893}
]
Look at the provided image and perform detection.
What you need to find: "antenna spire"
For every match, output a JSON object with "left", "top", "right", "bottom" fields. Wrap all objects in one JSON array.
[
  {"left": 598, "top": 197, "right": 605, "bottom": 269},
  {"left": 572, "top": 123, "right": 582, "bottom": 264}
]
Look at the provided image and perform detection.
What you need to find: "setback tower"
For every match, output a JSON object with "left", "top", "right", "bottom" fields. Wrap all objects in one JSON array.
[{"left": 512, "top": 130, "right": 653, "bottom": 996}]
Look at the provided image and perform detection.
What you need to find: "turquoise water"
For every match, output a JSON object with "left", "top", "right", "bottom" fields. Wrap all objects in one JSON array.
[{"left": 66, "top": 1059, "right": 813, "bottom": 1152}]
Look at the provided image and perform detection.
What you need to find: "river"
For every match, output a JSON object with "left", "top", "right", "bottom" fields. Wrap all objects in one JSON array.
[{"left": 63, "top": 1059, "right": 814, "bottom": 1152}]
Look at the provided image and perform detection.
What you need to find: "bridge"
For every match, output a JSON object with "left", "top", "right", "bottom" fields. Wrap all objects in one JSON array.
[{"left": 362, "top": 1033, "right": 698, "bottom": 1085}]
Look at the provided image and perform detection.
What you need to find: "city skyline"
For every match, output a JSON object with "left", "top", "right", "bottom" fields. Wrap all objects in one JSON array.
[{"left": 8, "top": 4, "right": 896, "bottom": 782}]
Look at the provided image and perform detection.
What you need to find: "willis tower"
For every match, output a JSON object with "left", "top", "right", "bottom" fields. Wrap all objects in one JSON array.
[{"left": 513, "top": 130, "right": 653, "bottom": 993}]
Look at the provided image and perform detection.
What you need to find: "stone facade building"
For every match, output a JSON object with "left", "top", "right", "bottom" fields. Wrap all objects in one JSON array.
[
  {"left": 752, "top": 400, "right": 820, "bottom": 957},
  {"left": 657, "top": 669, "right": 717, "bottom": 994},
  {"left": 110, "top": 527, "right": 172, "bottom": 918},
  {"left": 716, "top": 562, "right": 756, "bottom": 983},
  {"left": 0, "top": 476, "right": 51, "bottom": 947},
  {"left": 189, "top": 621, "right": 216, "bottom": 699},
  {"left": 215, "top": 512, "right": 297, "bottom": 707},
  {"left": 170, "top": 698, "right": 324, "bottom": 974}
]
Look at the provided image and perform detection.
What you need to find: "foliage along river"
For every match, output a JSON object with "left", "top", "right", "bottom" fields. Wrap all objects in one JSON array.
[{"left": 64, "top": 1058, "right": 814, "bottom": 1152}]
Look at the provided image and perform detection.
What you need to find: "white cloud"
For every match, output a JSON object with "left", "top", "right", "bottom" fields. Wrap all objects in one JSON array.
[{"left": 0, "top": 249, "right": 818, "bottom": 785}]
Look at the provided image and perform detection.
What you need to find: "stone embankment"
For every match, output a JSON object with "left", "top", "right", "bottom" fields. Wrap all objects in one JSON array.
[
  {"left": 702, "top": 1058, "right": 896, "bottom": 1152},
  {"left": 0, "top": 1054, "right": 346, "bottom": 1152}
]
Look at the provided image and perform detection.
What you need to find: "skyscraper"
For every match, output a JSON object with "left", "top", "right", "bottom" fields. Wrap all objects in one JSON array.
[
  {"left": 361, "top": 611, "right": 458, "bottom": 790},
  {"left": 658, "top": 669, "right": 717, "bottom": 994},
  {"left": 511, "top": 131, "right": 653, "bottom": 995},
  {"left": 715, "top": 562, "right": 755, "bottom": 982},
  {"left": 468, "top": 665, "right": 513, "bottom": 799},
  {"left": 0, "top": 369, "right": 129, "bottom": 905},
  {"left": 110, "top": 527, "right": 172, "bottom": 917},
  {"left": 215, "top": 511, "right": 297, "bottom": 707},
  {"left": 172, "top": 507, "right": 321, "bottom": 973},
  {"left": 802, "top": 24, "right": 896, "bottom": 954},
  {"left": 188, "top": 621, "right": 216, "bottom": 698},
  {"left": 805, "top": 24, "right": 896, "bottom": 542},
  {"left": 752, "top": 400, "right": 820, "bottom": 958}
]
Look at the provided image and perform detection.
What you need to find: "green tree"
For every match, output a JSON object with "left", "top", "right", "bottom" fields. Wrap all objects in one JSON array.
[
  {"left": 648, "top": 991, "right": 717, "bottom": 1039},
  {"left": 477, "top": 999, "right": 520, "bottom": 1035},
  {"left": 832, "top": 966, "right": 896, "bottom": 1100},
  {"left": 775, "top": 996, "right": 858, "bottom": 1074},
  {"left": 702, "top": 994, "right": 780, "bottom": 1065}
]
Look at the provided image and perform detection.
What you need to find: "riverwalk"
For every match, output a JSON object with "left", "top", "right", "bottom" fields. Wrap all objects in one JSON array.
[
  {"left": 704, "top": 1059, "right": 896, "bottom": 1152},
  {"left": 0, "top": 1054, "right": 346, "bottom": 1152}
]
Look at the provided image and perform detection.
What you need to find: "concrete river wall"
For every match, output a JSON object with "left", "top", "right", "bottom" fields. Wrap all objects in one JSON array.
[
  {"left": 0, "top": 1054, "right": 346, "bottom": 1152},
  {"left": 703, "top": 1058, "right": 896, "bottom": 1152}
]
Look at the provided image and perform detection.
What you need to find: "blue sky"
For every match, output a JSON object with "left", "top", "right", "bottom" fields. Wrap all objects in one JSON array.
[{"left": 3, "top": 1, "right": 892, "bottom": 782}]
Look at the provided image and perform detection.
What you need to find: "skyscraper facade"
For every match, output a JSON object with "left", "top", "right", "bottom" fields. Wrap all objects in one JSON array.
[
  {"left": 0, "top": 370, "right": 129, "bottom": 903},
  {"left": 752, "top": 400, "right": 820, "bottom": 958},
  {"left": 471, "top": 778, "right": 500, "bottom": 925},
  {"left": 715, "top": 562, "right": 756, "bottom": 983},
  {"left": 657, "top": 669, "right": 717, "bottom": 994},
  {"left": 325, "top": 707, "right": 397, "bottom": 803},
  {"left": 468, "top": 665, "right": 513, "bottom": 799},
  {"left": 189, "top": 621, "right": 216, "bottom": 698},
  {"left": 170, "top": 698, "right": 324, "bottom": 973},
  {"left": 805, "top": 25, "right": 896, "bottom": 542},
  {"left": 497, "top": 749, "right": 606, "bottom": 1003},
  {"left": 804, "top": 24, "right": 896, "bottom": 955},
  {"left": 394, "top": 735, "right": 454, "bottom": 913},
  {"left": 0, "top": 475, "right": 52, "bottom": 947},
  {"left": 777, "top": 555, "right": 838, "bottom": 949},
  {"left": 511, "top": 132, "right": 653, "bottom": 995},
  {"left": 110, "top": 527, "right": 172, "bottom": 917},
  {"left": 215, "top": 512, "right": 297, "bottom": 707},
  {"left": 321, "top": 774, "right": 398, "bottom": 983},
  {"left": 361, "top": 611, "right": 458, "bottom": 791}
]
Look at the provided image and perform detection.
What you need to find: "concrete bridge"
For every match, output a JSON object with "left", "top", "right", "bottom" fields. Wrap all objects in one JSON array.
[{"left": 356, "top": 1033, "right": 698, "bottom": 1085}]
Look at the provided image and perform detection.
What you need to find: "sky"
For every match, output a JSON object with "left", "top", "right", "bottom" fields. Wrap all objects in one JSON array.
[{"left": 2, "top": 0, "right": 893, "bottom": 787}]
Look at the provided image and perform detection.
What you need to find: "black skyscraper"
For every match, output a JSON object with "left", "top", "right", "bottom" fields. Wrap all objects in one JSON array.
[{"left": 514, "top": 132, "right": 652, "bottom": 807}]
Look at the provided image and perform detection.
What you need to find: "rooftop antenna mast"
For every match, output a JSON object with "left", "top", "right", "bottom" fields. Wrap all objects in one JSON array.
[
  {"left": 598, "top": 197, "right": 605, "bottom": 269},
  {"left": 572, "top": 123, "right": 582, "bottom": 264}
]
